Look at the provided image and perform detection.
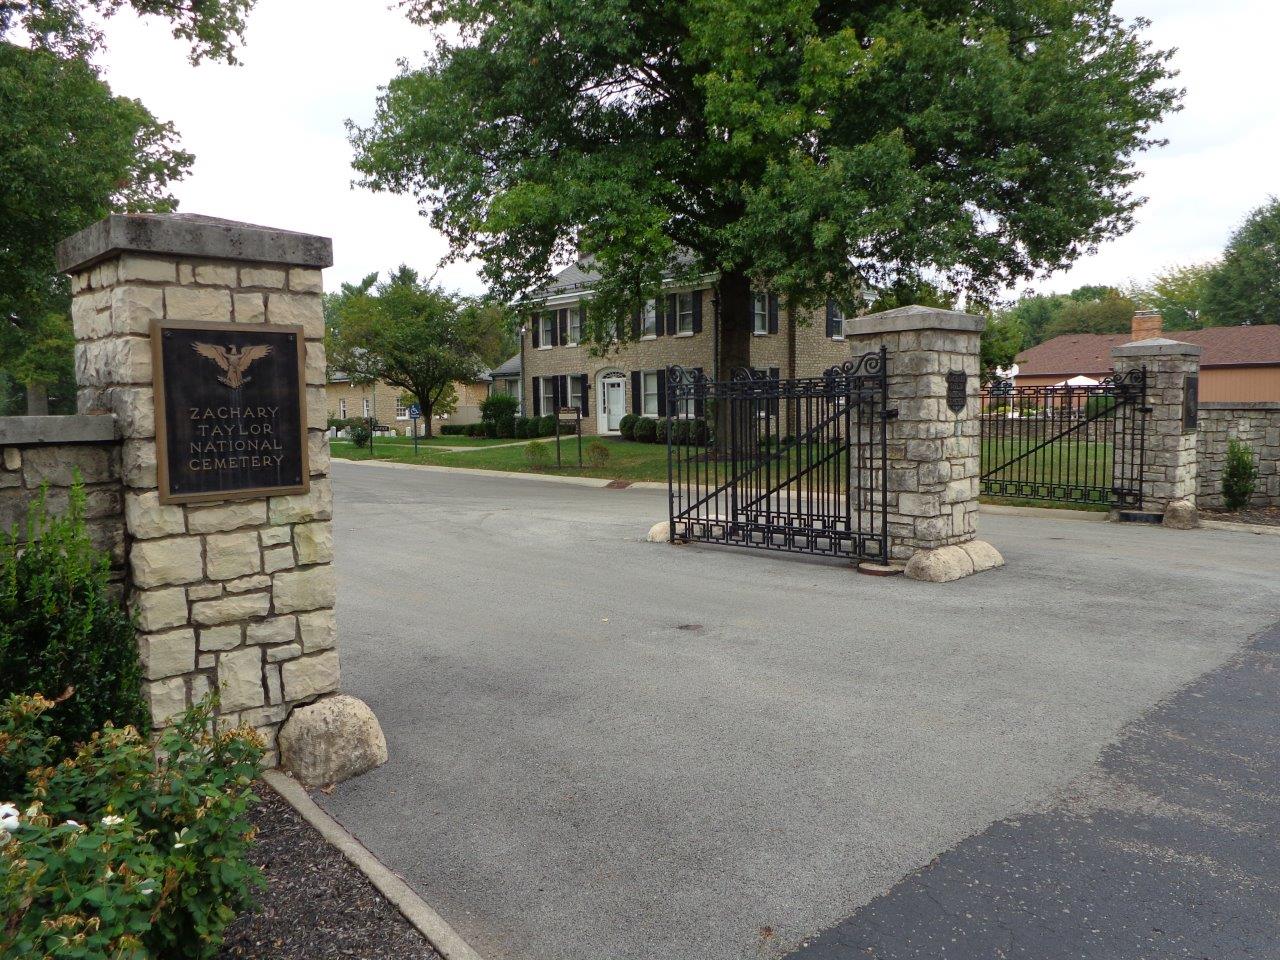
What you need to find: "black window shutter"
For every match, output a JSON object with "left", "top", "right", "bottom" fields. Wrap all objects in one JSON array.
[
  {"left": 768, "top": 294, "right": 779, "bottom": 334},
  {"left": 694, "top": 367, "right": 705, "bottom": 418},
  {"left": 533, "top": 377, "right": 542, "bottom": 415},
  {"left": 666, "top": 293, "right": 678, "bottom": 335},
  {"left": 631, "top": 307, "right": 641, "bottom": 339},
  {"left": 825, "top": 298, "right": 837, "bottom": 338},
  {"left": 531, "top": 314, "right": 541, "bottom": 348},
  {"left": 656, "top": 368, "right": 668, "bottom": 417},
  {"left": 653, "top": 298, "right": 664, "bottom": 337},
  {"left": 769, "top": 367, "right": 780, "bottom": 418},
  {"left": 692, "top": 290, "right": 703, "bottom": 333},
  {"left": 556, "top": 374, "right": 567, "bottom": 410},
  {"left": 579, "top": 374, "right": 590, "bottom": 415},
  {"left": 631, "top": 371, "right": 642, "bottom": 413},
  {"left": 557, "top": 309, "right": 568, "bottom": 345}
]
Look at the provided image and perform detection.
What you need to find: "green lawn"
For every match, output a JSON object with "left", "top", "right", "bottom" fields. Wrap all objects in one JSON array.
[
  {"left": 333, "top": 436, "right": 673, "bottom": 482},
  {"left": 362, "top": 434, "right": 515, "bottom": 447},
  {"left": 980, "top": 438, "right": 1115, "bottom": 511}
]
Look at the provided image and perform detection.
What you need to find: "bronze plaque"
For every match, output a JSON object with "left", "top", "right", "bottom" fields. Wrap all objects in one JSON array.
[
  {"left": 152, "top": 320, "right": 309, "bottom": 504},
  {"left": 1182, "top": 373, "right": 1199, "bottom": 431},
  {"left": 946, "top": 370, "right": 968, "bottom": 414}
]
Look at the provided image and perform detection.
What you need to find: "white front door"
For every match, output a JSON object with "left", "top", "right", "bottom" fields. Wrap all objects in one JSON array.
[{"left": 603, "top": 378, "right": 625, "bottom": 432}]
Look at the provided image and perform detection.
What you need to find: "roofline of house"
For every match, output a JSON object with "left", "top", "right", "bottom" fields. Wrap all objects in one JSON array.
[
  {"left": 1016, "top": 359, "right": 1279, "bottom": 376},
  {"left": 517, "top": 271, "right": 719, "bottom": 309}
]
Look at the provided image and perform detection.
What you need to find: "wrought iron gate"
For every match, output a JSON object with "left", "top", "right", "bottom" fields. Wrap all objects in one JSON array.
[
  {"left": 666, "top": 350, "right": 890, "bottom": 561},
  {"left": 979, "top": 368, "right": 1148, "bottom": 508}
]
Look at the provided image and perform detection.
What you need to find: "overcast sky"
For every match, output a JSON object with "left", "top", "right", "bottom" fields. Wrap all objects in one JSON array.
[{"left": 95, "top": 0, "right": 1278, "bottom": 301}]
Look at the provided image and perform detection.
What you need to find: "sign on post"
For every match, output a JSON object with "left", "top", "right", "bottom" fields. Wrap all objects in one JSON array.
[{"left": 152, "top": 319, "right": 309, "bottom": 504}]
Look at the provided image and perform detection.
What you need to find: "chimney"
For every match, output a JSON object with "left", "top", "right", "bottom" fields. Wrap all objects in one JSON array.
[{"left": 1131, "top": 309, "right": 1163, "bottom": 341}]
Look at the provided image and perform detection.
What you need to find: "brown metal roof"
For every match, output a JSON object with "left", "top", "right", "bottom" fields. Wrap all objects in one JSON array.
[{"left": 1015, "top": 325, "right": 1280, "bottom": 376}]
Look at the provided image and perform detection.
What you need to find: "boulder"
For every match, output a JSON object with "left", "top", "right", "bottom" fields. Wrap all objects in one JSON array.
[
  {"left": 960, "top": 539, "right": 1005, "bottom": 573},
  {"left": 646, "top": 520, "right": 671, "bottom": 543},
  {"left": 904, "top": 544, "right": 975, "bottom": 583},
  {"left": 1163, "top": 498, "right": 1199, "bottom": 530},
  {"left": 278, "top": 694, "right": 388, "bottom": 787}
]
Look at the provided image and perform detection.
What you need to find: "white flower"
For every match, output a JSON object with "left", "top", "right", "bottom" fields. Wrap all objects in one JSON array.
[
  {"left": 173, "top": 828, "right": 190, "bottom": 849},
  {"left": 0, "top": 803, "right": 19, "bottom": 834},
  {"left": 137, "top": 881, "right": 155, "bottom": 897},
  {"left": 100, "top": 815, "right": 124, "bottom": 827},
  {"left": 64, "top": 820, "right": 80, "bottom": 829}
]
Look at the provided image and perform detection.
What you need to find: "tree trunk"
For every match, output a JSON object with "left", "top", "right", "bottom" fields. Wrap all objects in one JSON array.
[
  {"left": 25, "top": 381, "right": 49, "bottom": 416},
  {"left": 420, "top": 397, "right": 434, "bottom": 437},
  {"left": 714, "top": 271, "right": 753, "bottom": 454}
]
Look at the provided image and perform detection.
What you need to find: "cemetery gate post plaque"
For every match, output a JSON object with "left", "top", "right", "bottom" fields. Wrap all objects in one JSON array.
[{"left": 153, "top": 320, "right": 309, "bottom": 503}]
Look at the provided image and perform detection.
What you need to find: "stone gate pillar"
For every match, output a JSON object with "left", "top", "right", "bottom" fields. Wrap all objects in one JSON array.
[
  {"left": 57, "top": 213, "right": 384, "bottom": 780},
  {"left": 844, "top": 305, "right": 1003, "bottom": 582},
  {"left": 1111, "top": 338, "right": 1202, "bottom": 528}
]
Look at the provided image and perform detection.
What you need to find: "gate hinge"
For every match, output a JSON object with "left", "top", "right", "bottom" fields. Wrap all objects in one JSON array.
[{"left": 883, "top": 408, "right": 900, "bottom": 421}]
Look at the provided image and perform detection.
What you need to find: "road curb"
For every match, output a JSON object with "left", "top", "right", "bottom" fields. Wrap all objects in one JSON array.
[
  {"left": 1200, "top": 518, "right": 1280, "bottom": 537},
  {"left": 262, "top": 769, "right": 485, "bottom": 960},
  {"left": 978, "top": 503, "right": 1109, "bottom": 522},
  {"left": 335, "top": 456, "right": 614, "bottom": 487}
]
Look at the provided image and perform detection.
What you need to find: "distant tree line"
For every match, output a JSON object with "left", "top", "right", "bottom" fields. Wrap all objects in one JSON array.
[{"left": 982, "top": 197, "right": 1280, "bottom": 372}]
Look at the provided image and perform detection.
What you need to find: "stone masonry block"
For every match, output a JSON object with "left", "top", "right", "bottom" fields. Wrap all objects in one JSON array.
[
  {"left": 247, "top": 615, "right": 297, "bottom": 646},
  {"left": 132, "top": 586, "right": 188, "bottom": 632},
  {"left": 131, "top": 536, "right": 204, "bottom": 588},
  {"left": 263, "top": 543, "right": 296, "bottom": 573},
  {"left": 111, "top": 286, "right": 165, "bottom": 335},
  {"left": 260, "top": 525, "right": 293, "bottom": 546},
  {"left": 232, "top": 292, "right": 265, "bottom": 323},
  {"left": 226, "top": 574, "right": 270, "bottom": 594},
  {"left": 165, "top": 286, "right": 232, "bottom": 322},
  {"left": 281, "top": 650, "right": 340, "bottom": 703},
  {"left": 119, "top": 255, "right": 176, "bottom": 283},
  {"left": 146, "top": 677, "right": 187, "bottom": 726},
  {"left": 186, "top": 500, "right": 267, "bottom": 534},
  {"left": 240, "top": 266, "right": 287, "bottom": 288},
  {"left": 22, "top": 445, "right": 117, "bottom": 487},
  {"left": 269, "top": 479, "right": 331, "bottom": 524},
  {"left": 125, "top": 490, "right": 186, "bottom": 539},
  {"left": 139, "top": 628, "right": 196, "bottom": 680},
  {"left": 293, "top": 521, "right": 333, "bottom": 565},
  {"left": 289, "top": 268, "right": 323, "bottom": 293},
  {"left": 121, "top": 439, "right": 157, "bottom": 488},
  {"left": 218, "top": 646, "right": 266, "bottom": 712},
  {"left": 273, "top": 564, "right": 336, "bottom": 614},
  {"left": 205, "top": 530, "right": 262, "bottom": 580},
  {"left": 191, "top": 591, "right": 271, "bottom": 626},
  {"left": 193, "top": 263, "right": 237, "bottom": 285},
  {"left": 267, "top": 293, "right": 324, "bottom": 339},
  {"left": 305, "top": 341, "right": 326, "bottom": 385},
  {"left": 199, "top": 625, "right": 242, "bottom": 651},
  {"left": 297, "top": 610, "right": 336, "bottom": 652}
]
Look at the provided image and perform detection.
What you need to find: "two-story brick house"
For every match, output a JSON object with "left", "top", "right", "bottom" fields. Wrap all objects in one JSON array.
[{"left": 520, "top": 261, "right": 859, "bottom": 435}]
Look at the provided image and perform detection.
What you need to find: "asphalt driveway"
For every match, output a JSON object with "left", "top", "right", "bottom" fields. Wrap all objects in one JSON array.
[{"left": 318, "top": 461, "right": 1280, "bottom": 960}]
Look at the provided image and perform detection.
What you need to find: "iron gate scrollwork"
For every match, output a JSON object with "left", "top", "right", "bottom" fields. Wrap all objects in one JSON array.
[
  {"left": 665, "top": 349, "right": 890, "bottom": 562},
  {"left": 979, "top": 367, "right": 1148, "bottom": 508}
]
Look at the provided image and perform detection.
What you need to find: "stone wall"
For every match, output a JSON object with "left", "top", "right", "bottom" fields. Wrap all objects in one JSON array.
[
  {"left": 58, "top": 213, "right": 339, "bottom": 761},
  {"left": 1197, "top": 402, "right": 1280, "bottom": 509},
  {"left": 0, "top": 416, "right": 124, "bottom": 578}
]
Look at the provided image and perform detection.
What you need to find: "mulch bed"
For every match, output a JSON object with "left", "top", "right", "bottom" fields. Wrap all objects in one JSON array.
[
  {"left": 1201, "top": 505, "right": 1280, "bottom": 527},
  {"left": 219, "top": 786, "right": 440, "bottom": 960}
]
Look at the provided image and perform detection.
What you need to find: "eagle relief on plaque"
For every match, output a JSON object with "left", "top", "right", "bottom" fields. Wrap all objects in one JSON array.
[{"left": 152, "top": 320, "right": 309, "bottom": 503}]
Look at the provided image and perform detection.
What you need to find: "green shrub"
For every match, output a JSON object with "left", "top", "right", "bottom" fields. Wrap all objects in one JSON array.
[
  {"left": 688, "top": 418, "right": 709, "bottom": 446},
  {"left": 482, "top": 420, "right": 498, "bottom": 438},
  {"left": 585, "top": 440, "right": 610, "bottom": 469},
  {"left": 0, "top": 692, "right": 264, "bottom": 959},
  {"left": 619, "top": 413, "right": 638, "bottom": 441},
  {"left": 346, "top": 422, "right": 372, "bottom": 447},
  {"left": 479, "top": 393, "right": 519, "bottom": 423},
  {"left": 440, "top": 423, "right": 468, "bottom": 436},
  {"left": 524, "top": 440, "right": 552, "bottom": 471},
  {"left": 538, "top": 414, "right": 556, "bottom": 436},
  {"left": 670, "top": 420, "right": 690, "bottom": 445},
  {"left": 513, "top": 417, "right": 530, "bottom": 439},
  {"left": 655, "top": 417, "right": 670, "bottom": 444},
  {"left": 0, "top": 485, "right": 148, "bottom": 755},
  {"left": 1222, "top": 439, "right": 1259, "bottom": 511},
  {"left": 495, "top": 415, "right": 516, "bottom": 439},
  {"left": 1084, "top": 395, "right": 1116, "bottom": 418},
  {"left": 634, "top": 417, "right": 657, "bottom": 443}
]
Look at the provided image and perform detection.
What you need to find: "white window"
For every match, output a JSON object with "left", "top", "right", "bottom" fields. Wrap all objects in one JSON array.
[
  {"left": 566, "top": 307, "right": 581, "bottom": 346},
  {"left": 641, "top": 300, "right": 657, "bottom": 337},
  {"left": 676, "top": 393, "right": 695, "bottom": 419},
  {"left": 539, "top": 376, "right": 557, "bottom": 415},
  {"left": 395, "top": 397, "right": 408, "bottom": 420},
  {"left": 830, "top": 300, "right": 846, "bottom": 340},
  {"left": 677, "top": 292, "right": 695, "bottom": 334},
  {"left": 362, "top": 398, "right": 371, "bottom": 418},
  {"left": 338, "top": 399, "right": 347, "bottom": 419},
  {"left": 568, "top": 376, "right": 583, "bottom": 410},
  {"left": 752, "top": 292, "right": 769, "bottom": 334},
  {"left": 539, "top": 312, "right": 555, "bottom": 347},
  {"left": 642, "top": 371, "right": 659, "bottom": 417}
]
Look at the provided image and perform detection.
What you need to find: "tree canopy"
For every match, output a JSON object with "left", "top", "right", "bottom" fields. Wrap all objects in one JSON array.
[
  {"left": 1125, "top": 262, "right": 1214, "bottom": 331},
  {"left": 352, "top": 0, "right": 1179, "bottom": 361},
  {"left": 1201, "top": 198, "right": 1280, "bottom": 327},
  {"left": 0, "top": 0, "right": 253, "bottom": 411},
  {"left": 325, "top": 268, "right": 492, "bottom": 436}
]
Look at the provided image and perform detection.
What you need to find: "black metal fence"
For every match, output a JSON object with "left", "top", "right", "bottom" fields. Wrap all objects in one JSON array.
[
  {"left": 979, "top": 369, "right": 1148, "bottom": 508},
  {"left": 666, "top": 350, "right": 890, "bottom": 562}
]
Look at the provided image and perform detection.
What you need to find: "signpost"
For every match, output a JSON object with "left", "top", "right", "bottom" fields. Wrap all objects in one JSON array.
[
  {"left": 152, "top": 319, "right": 309, "bottom": 504},
  {"left": 555, "top": 405, "right": 583, "bottom": 467},
  {"left": 409, "top": 403, "right": 421, "bottom": 454}
]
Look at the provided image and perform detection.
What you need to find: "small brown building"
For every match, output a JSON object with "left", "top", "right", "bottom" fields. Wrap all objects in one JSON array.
[{"left": 1014, "top": 312, "right": 1280, "bottom": 402}]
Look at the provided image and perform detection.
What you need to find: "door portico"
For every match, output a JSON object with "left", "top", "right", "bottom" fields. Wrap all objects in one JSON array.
[{"left": 598, "top": 369, "right": 626, "bottom": 434}]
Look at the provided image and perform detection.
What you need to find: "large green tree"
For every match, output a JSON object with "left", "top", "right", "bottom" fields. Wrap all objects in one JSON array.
[
  {"left": 1201, "top": 198, "right": 1280, "bottom": 327},
  {"left": 351, "top": 0, "right": 1178, "bottom": 374},
  {"left": 326, "top": 268, "right": 490, "bottom": 437},
  {"left": 1125, "top": 262, "right": 1214, "bottom": 331},
  {"left": 0, "top": 0, "right": 254, "bottom": 413}
]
